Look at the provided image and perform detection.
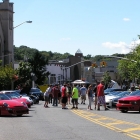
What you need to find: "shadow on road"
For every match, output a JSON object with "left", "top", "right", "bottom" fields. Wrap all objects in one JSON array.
[{"left": 0, "top": 115, "right": 32, "bottom": 118}]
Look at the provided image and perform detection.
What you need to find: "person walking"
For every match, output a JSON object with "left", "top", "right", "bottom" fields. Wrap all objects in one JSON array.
[
  {"left": 58, "top": 84, "right": 61, "bottom": 104},
  {"left": 49, "top": 85, "right": 53, "bottom": 104},
  {"left": 93, "top": 82, "right": 99, "bottom": 110},
  {"left": 67, "top": 83, "right": 72, "bottom": 104},
  {"left": 61, "top": 84, "right": 68, "bottom": 109},
  {"left": 52, "top": 84, "right": 59, "bottom": 106},
  {"left": 71, "top": 84, "right": 79, "bottom": 109},
  {"left": 87, "top": 85, "right": 93, "bottom": 110},
  {"left": 80, "top": 85, "right": 87, "bottom": 104},
  {"left": 44, "top": 85, "right": 52, "bottom": 108},
  {"left": 97, "top": 80, "right": 109, "bottom": 111}
]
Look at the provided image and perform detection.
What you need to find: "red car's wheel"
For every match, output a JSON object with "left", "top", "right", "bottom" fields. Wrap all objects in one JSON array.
[{"left": 121, "top": 110, "right": 128, "bottom": 113}]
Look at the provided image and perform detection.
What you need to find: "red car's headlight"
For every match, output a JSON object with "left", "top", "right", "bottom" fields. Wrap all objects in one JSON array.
[
  {"left": 3, "top": 103, "right": 9, "bottom": 107},
  {"left": 21, "top": 102, "right": 27, "bottom": 106},
  {"left": 130, "top": 101, "right": 137, "bottom": 105}
]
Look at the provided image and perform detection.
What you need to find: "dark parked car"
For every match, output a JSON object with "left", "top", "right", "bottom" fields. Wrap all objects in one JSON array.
[
  {"left": 29, "top": 88, "right": 44, "bottom": 101},
  {"left": 22, "top": 94, "right": 39, "bottom": 104}
]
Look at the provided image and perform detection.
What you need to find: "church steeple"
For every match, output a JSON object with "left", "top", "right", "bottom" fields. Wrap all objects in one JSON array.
[{"left": 75, "top": 49, "right": 83, "bottom": 57}]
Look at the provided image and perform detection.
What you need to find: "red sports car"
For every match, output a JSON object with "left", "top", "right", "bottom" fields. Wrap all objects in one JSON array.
[
  {"left": 1, "top": 91, "right": 31, "bottom": 108},
  {"left": 116, "top": 91, "right": 140, "bottom": 113},
  {"left": 0, "top": 94, "right": 29, "bottom": 116}
]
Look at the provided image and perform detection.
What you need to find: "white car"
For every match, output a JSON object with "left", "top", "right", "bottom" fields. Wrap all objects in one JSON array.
[
  {"left": 21, "top": 96, "right": 34, "bottom": 105},
  {"left": 105, "top": 91, "right": 122, "bottom": 107}
]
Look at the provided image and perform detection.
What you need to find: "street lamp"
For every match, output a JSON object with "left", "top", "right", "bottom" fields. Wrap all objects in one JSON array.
[{"left": 13, "top": 21, "right": 32, "bottom": 29}]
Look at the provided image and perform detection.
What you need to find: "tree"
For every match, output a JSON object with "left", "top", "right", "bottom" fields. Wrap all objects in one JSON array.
[
  {"left": 15, "top": 61, "right": 32, "bottom": 86},
  {"left": 0, "top": 63, "right": 16, "bottom": 90},
  {"left": 117, "top": 44, "right": 140, "bottom": 84},
  {"left": 102, "top": 71, "right": 111, "bottom": 87},
  {"left": 28, "top": 50, "right": 49, "bottom": 85}
]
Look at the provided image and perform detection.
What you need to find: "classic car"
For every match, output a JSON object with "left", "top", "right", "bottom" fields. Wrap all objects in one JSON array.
[
  {"left": 0, "top": 93, "right": 29, "bottom": 116},
  {"left": 116, "top": 92, "right": 140, "bottom": 113}
]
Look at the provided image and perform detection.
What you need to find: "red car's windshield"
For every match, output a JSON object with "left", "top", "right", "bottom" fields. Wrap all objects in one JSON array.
[
  {"left": 5, "top": 92, "right": 20, "bottom": 99},
  {"left": 0, "top": 94, "right": 10, "bottom": 100}
]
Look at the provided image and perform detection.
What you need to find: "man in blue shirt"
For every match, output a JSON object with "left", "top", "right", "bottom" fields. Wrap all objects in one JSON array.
[{"left": 80, "top": 85, "right": 87, "bottom": 104}]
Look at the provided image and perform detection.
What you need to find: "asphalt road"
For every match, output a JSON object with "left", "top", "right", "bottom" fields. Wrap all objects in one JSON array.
[{"left": 0, "top": 100, "right": 140, "bottom": 140}]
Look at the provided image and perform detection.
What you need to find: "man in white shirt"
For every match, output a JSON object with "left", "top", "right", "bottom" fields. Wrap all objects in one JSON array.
[{"left": 44, "top": 85, "right": 52, "bottom": 108}]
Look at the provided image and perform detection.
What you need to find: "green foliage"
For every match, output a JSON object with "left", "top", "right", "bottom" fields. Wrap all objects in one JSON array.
[
  {"left": 117, "top": 44, "right": 140, "bottom": 83},
  {"left": 102, "top": 71, "right": 111, "bottom": 86},
  {"left": 16, "top": 61, "right": 32, "bottom": 84},
  {"left": 0, "top": 63, "right": 15, "bottom": 90},
  {"left": 28, "top": 50, "right": 49, "bottom": 85},
  {"left": 14, "top": 45, "right": 38, "bottom": 61},
  {"left": 84, "top": 54, "right": 92, "bottom": 60},
  {"left": 14, "top": 46, "right": 72, "bottom": 61}
]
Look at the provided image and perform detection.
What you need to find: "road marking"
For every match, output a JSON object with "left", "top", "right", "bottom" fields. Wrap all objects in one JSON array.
[{"left": 71, "top": 109, "right": 140, "bottom": 140}]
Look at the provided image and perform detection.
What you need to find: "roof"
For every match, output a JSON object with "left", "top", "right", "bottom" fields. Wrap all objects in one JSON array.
[{"left": 75, "top": 49, "right": 82, "bottom": 54}]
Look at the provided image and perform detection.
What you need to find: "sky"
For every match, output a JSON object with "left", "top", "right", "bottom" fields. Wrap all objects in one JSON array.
[{"left": 12, "top": 0, "right": 140, "bottom": 56}]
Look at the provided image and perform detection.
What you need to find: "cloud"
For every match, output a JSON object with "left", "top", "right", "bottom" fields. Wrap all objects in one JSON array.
[
  {"left": 123, "top": 18, "right": 130, "bottom": 21},
  {"left": 102, "top": 42, "right": 131, "bottom": 54},
  {"left": 60, "top": 37, "right": 71, "bottom": 41}
]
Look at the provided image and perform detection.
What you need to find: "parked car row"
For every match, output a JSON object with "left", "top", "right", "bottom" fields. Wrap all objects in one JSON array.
[
  {"left": 0, "top": 88, "right": 44, "bottom": 117},
  {"left": 104, "top": 88, "right": 140, "bottom": 113}
]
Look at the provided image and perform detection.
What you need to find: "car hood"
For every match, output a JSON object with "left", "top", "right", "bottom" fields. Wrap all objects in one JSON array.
[
  {"left": 0, "top": 100, "right": 24, "bottom": 107},
  {"left": 119, "top": 96, "right": 140, "bottom": 101},
  {"left": 12, "top": 98, "right": 27, "bottom": 103},
  {"left": 105, "top": 95, "right": 116, "bottom": 100}
]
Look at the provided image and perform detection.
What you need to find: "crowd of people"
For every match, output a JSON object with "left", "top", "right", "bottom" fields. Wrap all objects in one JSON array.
[{"left": 43, "top": 80, "right": 109, "bottom": 111}]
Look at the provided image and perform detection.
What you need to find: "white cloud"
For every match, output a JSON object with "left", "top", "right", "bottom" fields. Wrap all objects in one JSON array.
[
  {"left": 123, "top": 18, "right": 130, "bottom": 21},
  {"left": 102, "top": 41, "right": 131, "bottom": 54},
  {"left": 60, "top": 37, "right": 71, "bottom": 41}
]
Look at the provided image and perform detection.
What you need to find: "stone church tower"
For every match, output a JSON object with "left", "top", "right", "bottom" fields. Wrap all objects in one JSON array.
[{"left": 0, "top": 0, "right": 14, "bottom": 65}]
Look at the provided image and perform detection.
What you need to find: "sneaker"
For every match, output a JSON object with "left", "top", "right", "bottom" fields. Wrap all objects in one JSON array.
[
  {"left": 105, "top": 108, "right": 109, "bottom": 111},
  {"left": 83, "top": 103, "right": 85, "bottom": 105},
  {"left": 76, "top": 107, "right": 78, "bottom": 109},
  {"left": 97, "top": 108, "right": 100, "bottom": 111},
  {"left": 64, "top": 107, "right": 68, "bottom": 109},
  {"left": 81, "top": 102, "right": 83, "bottom": 104},
  {"left": 71, "top": 107, "right": 75, "bottom": 109}
]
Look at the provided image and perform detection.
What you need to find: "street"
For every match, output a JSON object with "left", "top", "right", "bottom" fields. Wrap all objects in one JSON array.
[{"left": 0, "top": 100, "right": 140, "bottom": 140}]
